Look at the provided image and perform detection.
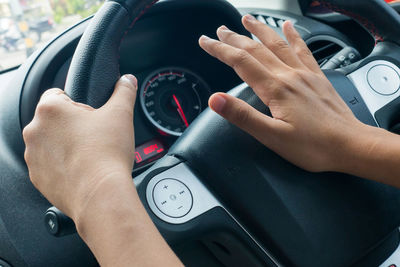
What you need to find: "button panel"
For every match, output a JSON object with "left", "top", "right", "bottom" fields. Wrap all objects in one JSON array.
[
  {"left": 367, "top": 64, "right": 400, "bottom": 96},
  {"left": 348, "top": 60, "right": 400, "bottom": 116},
  {"left": 145, "top": 163, "right": 220, "bottom": 224},
  {"left": 152, "top": 178, "right": 193, "bottom": 218}
]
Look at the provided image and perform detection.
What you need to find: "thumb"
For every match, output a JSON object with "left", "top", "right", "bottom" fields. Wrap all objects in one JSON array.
[
  {"left": 208, "top": 93, "right": 281, "bottom": 140},
  {"left": 104, "top": 74, "right": 138, "bottom": 112}
]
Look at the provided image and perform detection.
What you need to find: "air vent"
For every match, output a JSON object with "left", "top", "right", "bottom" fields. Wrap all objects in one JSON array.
[
  {"left": 251, "top": 13, "right": 291, "bottom": 28},
  {"left": 306, "top": 36, "right": 346, "bottom": 66}
]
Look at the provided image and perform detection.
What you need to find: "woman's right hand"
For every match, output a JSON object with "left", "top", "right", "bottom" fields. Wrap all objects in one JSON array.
[{"left": 199, "top": 15, "right": 370, "bottom": 173}]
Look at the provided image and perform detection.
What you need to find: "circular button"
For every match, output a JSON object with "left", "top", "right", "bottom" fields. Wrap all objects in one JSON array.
[
  {"left": 367, "top": 64, "right": 400, "bottom": 96},
  {"left": 152, "top": 178, "right": 193, "bottom": 218}
]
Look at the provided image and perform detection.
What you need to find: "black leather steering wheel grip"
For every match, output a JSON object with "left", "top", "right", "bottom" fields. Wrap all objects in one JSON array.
[{"left": 64, "top": 0, "right": 158, "bottom": 108}]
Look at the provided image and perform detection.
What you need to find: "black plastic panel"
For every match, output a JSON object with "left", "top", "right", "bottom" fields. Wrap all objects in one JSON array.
[{"left": 375, "top": 96, "right": 400, "bottom": 130}]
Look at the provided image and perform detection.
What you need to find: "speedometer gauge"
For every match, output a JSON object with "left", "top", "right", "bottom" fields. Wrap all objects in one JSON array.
[{"left": 140, "top": 67, "right": 211, "bottom": 136}]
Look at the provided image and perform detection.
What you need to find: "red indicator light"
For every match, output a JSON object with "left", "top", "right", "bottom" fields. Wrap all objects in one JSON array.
[
  {"left": 144, "top": 144, "right": 159, "bottom": 155},
  {"left": 135, "top": 152, "right": 142, "bottom": 163},
  {"left": 134, "top": 139, "right": 166, "bottom": 167}
]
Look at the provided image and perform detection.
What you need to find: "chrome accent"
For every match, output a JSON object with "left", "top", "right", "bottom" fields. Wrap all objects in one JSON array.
[{"left": 348, "top": 60, "right": 400, "bottom": 117}]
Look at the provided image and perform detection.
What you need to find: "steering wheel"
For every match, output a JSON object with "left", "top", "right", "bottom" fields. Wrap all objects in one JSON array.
[{"left": 3, "top": 0, "right": 400, "bottom": 266}]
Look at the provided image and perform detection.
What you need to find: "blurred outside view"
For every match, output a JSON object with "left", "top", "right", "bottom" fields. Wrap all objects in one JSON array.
[
  {"left": 0, "top": 0, "right": 104, "bottom": 71},
  {"left": 1, "top": 0, "right": 400, "bottom": 72}
]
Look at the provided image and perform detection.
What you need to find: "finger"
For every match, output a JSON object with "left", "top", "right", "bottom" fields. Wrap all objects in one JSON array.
[
  {"left": 40, "top": 88, "right": 68, "bottom": 102},
  {"left": 199, "top": 35, "right": 273, "bottom": 96},
  {"left": 208, "top": 93, "right": 287, "bottom": 143},
  {"left": 216, "top": 25, "right": 285, "bottom": 69},
  {"left": 282, "top": 21, "right": 322, "bottom": 73},
  {"left": 36, "top": 88, "right": 73, "bottom": 117},
  {"left": 104, "top": 74, "right": 138, "bottom": 112},
  {"left": 40, "top": 88, "right": 93, "bottom": 112},
  {"left": 242, "top": 14, "right": 304, "bottom": 69}
]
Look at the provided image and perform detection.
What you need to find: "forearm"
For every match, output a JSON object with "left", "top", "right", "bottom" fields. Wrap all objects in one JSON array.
[
  {"left": 74, "top": 174, "right": 182, "bottom": 267},
  {"left": 339, "top": 124, "right": 400, "bottom": 187}
]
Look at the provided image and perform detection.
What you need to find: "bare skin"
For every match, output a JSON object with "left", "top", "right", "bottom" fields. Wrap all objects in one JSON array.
[{"left": 23, "top": 14, "right": 400, "bottom": 266}]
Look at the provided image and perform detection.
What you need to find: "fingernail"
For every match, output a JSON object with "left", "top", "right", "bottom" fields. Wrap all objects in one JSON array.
[
  {"left": 243, "top": 14, "right": 256, "bottom": 22},
  {"left": 122, "top": 74, "right": 137, "bottom": 88},
  {"left": 200, "top": 35, "right": 211, "bottom": 41},
  {"left": 210, "top": 94, "right": 226, "bottom": 114},
  {"left": 218, "top": 25, "right": 232, "bottom": 35}
]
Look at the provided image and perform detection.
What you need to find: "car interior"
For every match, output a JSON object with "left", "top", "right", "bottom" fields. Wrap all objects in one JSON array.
[{"left": 1, "top": 0, "right": 400, "bottom": 266}]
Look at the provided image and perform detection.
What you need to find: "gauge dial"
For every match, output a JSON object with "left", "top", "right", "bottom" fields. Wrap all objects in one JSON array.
[{"left": 140, "top": 68, "right": 211, "bottom": 136}]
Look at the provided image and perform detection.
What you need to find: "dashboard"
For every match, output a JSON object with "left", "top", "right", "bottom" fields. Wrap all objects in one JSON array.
[{"left": 2, "top": 1, "right": 400, "bottom": 267}]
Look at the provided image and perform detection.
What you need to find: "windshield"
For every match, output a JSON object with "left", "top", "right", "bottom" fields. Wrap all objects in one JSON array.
[{"left": 0, "top": 0, "right": 104, "bottom": 71}]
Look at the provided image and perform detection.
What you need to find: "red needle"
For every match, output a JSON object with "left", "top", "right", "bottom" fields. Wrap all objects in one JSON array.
[{"left": 172, "top": 94, "right": 189, "bottom": 128}]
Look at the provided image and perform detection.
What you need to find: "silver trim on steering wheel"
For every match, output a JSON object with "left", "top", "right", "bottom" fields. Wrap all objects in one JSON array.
[{"left": 348, "top": 60, "right": 400, "bottom": 120}]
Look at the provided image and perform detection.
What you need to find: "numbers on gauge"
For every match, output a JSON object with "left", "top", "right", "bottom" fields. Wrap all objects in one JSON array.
[{"left": 140, "top": 68, "right": 211, "bottom": 137}]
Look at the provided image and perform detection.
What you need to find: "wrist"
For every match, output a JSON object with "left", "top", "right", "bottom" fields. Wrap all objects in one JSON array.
[
  {"left": 71, "top": 171, "right": 182, "bottom": 267},
  {"left": 72, "top": 171, "right": 136, "bottom": 239},
  {"left": 334, "top": 122, "right": 386, "bottom": 175}
]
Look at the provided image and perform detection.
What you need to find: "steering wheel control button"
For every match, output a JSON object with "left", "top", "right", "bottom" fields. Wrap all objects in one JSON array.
[
  {"left": 44, "top": 211, "right": 59, "bottom": 235},
  {"left": 367, "top": 64, "right": 400, "bottom": 96},
  {"left": 44, "top": 207, "right": 76, "bottom": 237},
  {"left": 152, "top": 178, "right": 193, "bottom": 218},
  {"left": 145, "top": 163, "right": 220, "bottom": 224}
]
